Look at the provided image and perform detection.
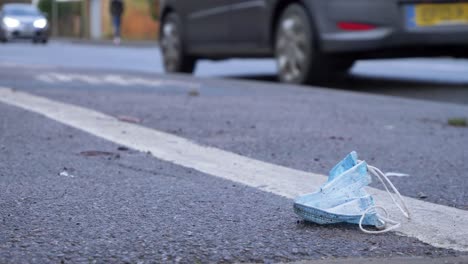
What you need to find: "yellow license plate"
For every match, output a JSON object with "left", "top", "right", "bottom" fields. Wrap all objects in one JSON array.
[{"left": 414, "top": 3, "right": 468, "bottom": 27}]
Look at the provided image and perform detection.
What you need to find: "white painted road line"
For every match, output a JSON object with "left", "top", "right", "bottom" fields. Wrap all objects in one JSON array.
[
  {"left": 0, "top": 87, "right": 466, "bottom": 252},
  {"left": 49, "top": 73, "right": 74, "bottom": 82},
  {"left": 35, "top": 73, "right": 202, "bottom": 89},
  {"left": 36, "top": 75, "right": 56, "bottom": 84}
]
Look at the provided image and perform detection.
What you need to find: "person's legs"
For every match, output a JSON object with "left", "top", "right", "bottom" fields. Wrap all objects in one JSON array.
[{"left": 112, "top": 15, "right": 121, "bottom": 44}]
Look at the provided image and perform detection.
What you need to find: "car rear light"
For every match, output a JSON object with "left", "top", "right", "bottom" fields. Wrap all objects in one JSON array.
[{"left": 338, "top": 22, "right": 376, "bottom": 31}]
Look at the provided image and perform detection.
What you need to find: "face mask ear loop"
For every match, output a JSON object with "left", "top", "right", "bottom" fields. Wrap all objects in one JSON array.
[
  {"left": 359, "top": 206, "right": 401, "bottom": 234},
  {"left": 367, "top": 165, "right": 411, "bottom": 219}
]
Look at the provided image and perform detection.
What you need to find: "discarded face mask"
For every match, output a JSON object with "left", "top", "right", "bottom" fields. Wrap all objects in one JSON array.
[{"left": 294, "top": 151, "right": 411, "bottom": 233}]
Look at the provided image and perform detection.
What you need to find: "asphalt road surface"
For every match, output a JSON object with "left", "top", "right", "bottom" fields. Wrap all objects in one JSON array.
[
  {"left": 0, "top": 41, "right": 467, "bottom": 263},
  {"left": 1, "top": 41, "right": 468, "bottom": 105}
]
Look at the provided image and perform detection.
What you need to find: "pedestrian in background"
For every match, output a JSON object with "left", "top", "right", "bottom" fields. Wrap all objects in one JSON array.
[{"left": 110, "top": 0, "right": 124, "bottom": 45}]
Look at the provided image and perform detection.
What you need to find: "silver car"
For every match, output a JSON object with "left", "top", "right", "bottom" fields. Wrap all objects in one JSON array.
[
  {"left": 160, "top": 0, "right": 468, "bottom": 84},
  {"left": 0, "top": 3, "right": 49, "bottom": 44}
]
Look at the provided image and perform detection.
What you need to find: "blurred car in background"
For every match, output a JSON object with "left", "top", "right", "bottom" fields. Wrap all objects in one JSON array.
[
  {"left": 160, "top": 0, "right": 468, "bottom": 84},
  {"left": 0, "top": 3, "right": 49, "bottom": 44}
]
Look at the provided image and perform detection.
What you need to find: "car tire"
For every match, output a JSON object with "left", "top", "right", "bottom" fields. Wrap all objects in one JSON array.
[
  {"left": 161, "top": 12, "right": 196, "bottom": 74},
  {"left": 0, "top": 32, "right": 7, "bottom": 43},
  {"left": 275, "top": 4, "right": 353, "bottom": 84}
]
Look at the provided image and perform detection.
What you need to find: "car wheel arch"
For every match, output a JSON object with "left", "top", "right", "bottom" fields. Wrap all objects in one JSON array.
[{"left": 270, "top": 0, "right": 321, "bottom": 50}]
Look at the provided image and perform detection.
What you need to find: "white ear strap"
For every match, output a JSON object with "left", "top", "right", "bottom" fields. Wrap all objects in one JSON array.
[
  {"left": 359, "top": 206, "right": 401, "bottom": 234},
  {"left": 367, "top": 165, "right": 411, "bottom": 219},
  {"left": 357, "top": 162, "right": 411, "bottom": 234}
]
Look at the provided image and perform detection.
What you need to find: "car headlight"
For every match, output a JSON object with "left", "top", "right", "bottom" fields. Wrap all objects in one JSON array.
[
  {"left": 3, "top": 17, "right": 20, "bottom": 28},
  {"left": 33, "top": 18, "right": 47, "bottom": 29}
]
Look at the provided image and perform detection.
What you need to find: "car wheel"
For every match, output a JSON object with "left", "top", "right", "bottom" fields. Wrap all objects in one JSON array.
[
  {"left": 275, "top": 4, "right": 315, "bottom": 84},
  {"left": 0, "top": 33, "right": 7, "bottom": 43},
  {"left": 275, "top": 4, "right": 352, "bottom": 84},
  {"left": 41, "top": 38, "right": 48, "bottom": 44},
  {"left": 161, "top": 13, "right": 196, "bottom": 74}
]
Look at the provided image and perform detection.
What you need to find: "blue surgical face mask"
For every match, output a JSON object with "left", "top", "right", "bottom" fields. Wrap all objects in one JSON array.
[{"left": 294, "top": 151, "right": 411, "bottom": 233}]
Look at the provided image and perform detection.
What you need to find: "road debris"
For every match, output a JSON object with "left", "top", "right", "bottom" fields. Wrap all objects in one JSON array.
[
  {"left": 448, "top": 118, "right": 467, "bottom": 127},
  {"left": 294, "top": 151, "right": 411, "bottom": 234},
  {"left": 117, "top": 115, "right": 142, "bottom": 124},
  {"left": 117, "top": 146, "right": 129, "bottom": 151},
  {"left": 188, "top": 89, "right": 200, "bottom": 97},
  {"left": 80, "top": 150, "right": 116, "bottom": 157},
  {"left": 79, "top": 150, "right": 120, "bottom": 160},
  {"left": 385, "top": 172, "right": 410, "bottom": 177},
  {"left": 58, "top": 168, "right": 75, "bottom": 178},
  {"left": 417, "top": 192, "right": 428, "bottom": 199}
]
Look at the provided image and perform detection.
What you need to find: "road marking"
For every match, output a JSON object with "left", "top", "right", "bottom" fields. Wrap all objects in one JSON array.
[
  {"left": 73, "top": 74, "right": 103, "bottom": 85},
  {"left": 49, "top": 73, "right": 74, "bottom": 82},
  {"left": 0, "top": 87, "right": 466, "bottom": 252},
  {"left": 36, "top": 75, "right": 56, "bottom": 84},
  {"left": 35, "top": 72, "right": 201, "bottom": 89},
  {"left": 103, "top": 74, "right": 132, "bottom": 86},
  {"left": 132, "top": 77, "right": 163, "bottom": 87}
]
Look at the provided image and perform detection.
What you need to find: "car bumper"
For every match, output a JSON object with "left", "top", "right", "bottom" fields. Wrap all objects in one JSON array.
[
  {"left": 1, "top": 25, "right": 48, "bottom": 40},
  {"left": 309, "top": 0, "right": 468, "bottom": 57}
]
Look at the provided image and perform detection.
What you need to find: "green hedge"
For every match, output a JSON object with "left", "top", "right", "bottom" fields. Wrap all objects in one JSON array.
[
  {"left": 147, "top": 0, "right": 159, "bottom": 21},
  {"left": 38, "top": 0, "right": 82, "bottom": 19}
]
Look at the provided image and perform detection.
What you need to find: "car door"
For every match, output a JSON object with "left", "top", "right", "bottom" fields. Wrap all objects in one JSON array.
[
  {"left": 227, "top": 0, "right": 270, "bottom": 49},
  {"left": 183, "top": 0, "right": 230, "bottom": 50}
]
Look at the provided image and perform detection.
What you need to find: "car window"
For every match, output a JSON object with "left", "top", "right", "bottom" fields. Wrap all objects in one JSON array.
[{"left": 4, "top": 6, "right": 40, "bottom": 16}]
